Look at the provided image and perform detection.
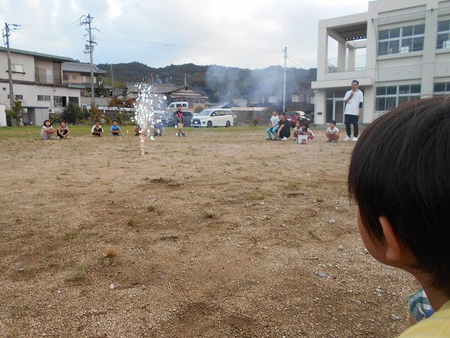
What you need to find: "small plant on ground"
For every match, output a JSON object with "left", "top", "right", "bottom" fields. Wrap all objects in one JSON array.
[
  {"left": 71, "top": 264, "right": 87, "bottom": 281},
  {"left": 201, "top": 210, "right": 215, "bottom": 219},
  {"left": 63, "top": 229, "right": 79, "bottom": 241}
]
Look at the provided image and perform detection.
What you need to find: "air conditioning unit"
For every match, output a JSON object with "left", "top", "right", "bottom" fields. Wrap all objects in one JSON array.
[{"left": 48, "top": 108, "right": 54, "bottom": 114}]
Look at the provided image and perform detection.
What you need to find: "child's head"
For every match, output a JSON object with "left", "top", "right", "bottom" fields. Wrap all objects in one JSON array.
[
  {"left": 295, "top": 120, "right": 301, "bottom": 128},
  {"left": 95, "top": 120, "right": 100, "bottom": 126},
  {"left": 112, "top": 119, "right": 118, "bottom": 125},
  {"left": 348, "top": 97, "right": 450, "bottom": 294},
  {"left": 301, "top": 120, "right": 309, "bottom": 131},
  {"left": 60, "top": 120, "right": 66, "bottom": 127},
  {"left": 272, "top": 110, "right": 278, "bottom": 116},
  {"left": 43, "top": 119, "right": 51, "bottom": 127},
  {"left": 329, "top": 120, "right": 336, "bottom": 128}
]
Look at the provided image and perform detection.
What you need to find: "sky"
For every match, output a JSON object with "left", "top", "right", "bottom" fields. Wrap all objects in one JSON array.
[{"left": 1, "top": 0, "right": 370, "bottom": 70}]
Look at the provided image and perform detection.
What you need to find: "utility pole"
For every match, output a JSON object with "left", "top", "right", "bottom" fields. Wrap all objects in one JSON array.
[
  {"left": 80, "top": 14, "right": 96, "bottom": 101},
  {"left": 110, "top": 64, "right": 114, "bottom": 93},
  {"left": 3, "top": 23, "right": 20, "bottom": 109},
  {"left": 282, "top": 47, "right": 287, "bottom": 113}
]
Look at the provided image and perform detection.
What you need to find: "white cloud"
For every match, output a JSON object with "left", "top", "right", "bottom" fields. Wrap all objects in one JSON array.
[{"left": 0, "top": 0, "right": 369, "bottom": 69}]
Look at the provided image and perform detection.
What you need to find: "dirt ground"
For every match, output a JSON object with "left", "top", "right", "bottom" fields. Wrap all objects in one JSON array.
[{"left": 0, "top": 126, "right": 419, "bottom": 337}]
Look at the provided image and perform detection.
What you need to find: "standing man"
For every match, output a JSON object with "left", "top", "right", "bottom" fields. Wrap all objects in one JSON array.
[
  {"left": 343, "top": 80, "right": 364, "bottom": 141},
  {"left": 276, "top": 112, "right": 291, "bottom": 140},
  {"left": 175, "top": 104, "right": 186, "bottom": 137}
]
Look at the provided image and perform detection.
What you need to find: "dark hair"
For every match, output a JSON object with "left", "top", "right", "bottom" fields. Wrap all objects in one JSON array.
[
  {"left": 301, "top": 120, "right": 309, "bottom": 131},
  {"left": 112, "top": 119, "right": 117, "bottom": 123},
  {"left": 279, "top": 112, "right": 286, "bottom": 117},
  {"left": 330, "top": 120, "right": 336, "bottom": 125},
  {"left": 43, "top": 119, "right": 51, "bottom": 126},
  {"left": 352, "top": 80, "right": 359, "bottom": 85},
  {"left": 348, "top": 97, "right": 450, "bottom": 293}
]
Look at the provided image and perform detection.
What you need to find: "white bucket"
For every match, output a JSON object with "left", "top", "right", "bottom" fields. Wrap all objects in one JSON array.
[{"left": 297, "top": 134, "right": 308, "bottom": 144}]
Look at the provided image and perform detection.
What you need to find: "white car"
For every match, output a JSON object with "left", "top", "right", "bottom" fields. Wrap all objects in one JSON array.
[{"left": 191, "top": 109, "right": 233, "bottom": 127}]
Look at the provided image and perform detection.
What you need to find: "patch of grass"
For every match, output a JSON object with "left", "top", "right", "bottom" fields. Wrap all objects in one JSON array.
[
  {"left": 63, "top": 229, "right": 79, "bottom": 241},
  {"left": 286, "top": 181, "right": 301, "bottom": 190},
  {"left": 201, "top": 210, "right": 215, "bottom": 219},
  {"left": 127, "top": 218, "right": 137, "bottom": 227},
  {"left": 316, "top": 197, "right": 325, "bottom": 203},
  {"left": 147, "top": 204, "right": 163, "bottom": 215},
  {"left": 72, "top": 264, "right": 88, "bottom": 281},
  {"left": 250, "top": 191, "right": 265, "bottom": 201}
]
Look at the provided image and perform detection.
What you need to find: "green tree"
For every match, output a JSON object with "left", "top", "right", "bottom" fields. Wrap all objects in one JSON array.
[
  {"left": 61, "top": 103, "right": 82, "bottom": 125},
  {"left": 6, "top": 100, "right": 24, "bottom": 126},
  {"left": 89, "top": 102, "right": 102, "bottom": 122}
]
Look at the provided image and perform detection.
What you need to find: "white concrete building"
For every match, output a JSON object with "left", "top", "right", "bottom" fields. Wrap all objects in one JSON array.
[
  {"left": 312, "top": 0, "right": 450, "bottom": 125},
  {"left": 0, "top": 47, "right": 81, "bottom": 125}
]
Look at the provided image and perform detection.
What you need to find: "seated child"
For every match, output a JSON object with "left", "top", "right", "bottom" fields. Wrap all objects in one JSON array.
[
  {"left": 41, "top": 119, "right": 55, "bottom": 140},
  {"left": 294, "top": 120, "right": 314, "bottom": 143},
  {"left": 91, "top": 121, "right": 103, "bottom": 137},
  {"left": 265, "top": 110, "right": 279, "bottom": 140},
  {"left": 325, "top": 120, "right": 340, "bottom": 142},
  {"left": 293, "top": 120, "right": 302, "bottom": 141},
  {"left": 110, "top": 119, "right": 121, "bottom": 136},
  {"left": 57, "top": 120, "right": 70, "bottom": 139},
  {"left": 348, "top": 97, "right": 450, "bottom": 337},
  {"left": 134, "top": 124, "right": 143, "bottom": 136}
]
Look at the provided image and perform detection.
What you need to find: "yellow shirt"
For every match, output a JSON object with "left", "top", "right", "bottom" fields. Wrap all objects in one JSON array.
[{"left": 399, "top": 300, "right": 450, "bottom": 337}]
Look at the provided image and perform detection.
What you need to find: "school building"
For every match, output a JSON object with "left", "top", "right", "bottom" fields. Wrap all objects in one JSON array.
[{"left": 312, "top": 0, "right": 450, "bottom": 124}]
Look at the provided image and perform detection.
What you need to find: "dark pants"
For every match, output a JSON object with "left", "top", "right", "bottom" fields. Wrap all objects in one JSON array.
[{"left": 344, "top": 114, "right": 359, "bottom": 138}]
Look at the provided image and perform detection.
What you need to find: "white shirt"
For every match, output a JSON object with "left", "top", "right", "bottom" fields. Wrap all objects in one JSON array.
[
  {"left": 326, "top": 126, "right": 339, "bottom": 134},
  {"left": 344, "top": 89, "right": 364, "bottom": 116},
  {"left": 269, "top": 115, "right": 279, "bottom": 127}
]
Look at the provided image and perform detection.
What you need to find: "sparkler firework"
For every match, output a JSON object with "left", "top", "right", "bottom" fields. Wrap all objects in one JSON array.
[{"left": 133, "top": 84, "right": 166, "bottom": 155}]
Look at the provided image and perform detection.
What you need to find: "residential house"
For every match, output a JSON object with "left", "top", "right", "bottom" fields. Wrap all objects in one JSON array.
[
  {"left": 125, "top": 82, "right": 208, "bottom": 110},
  {"left": 0, "top": 47, "right": 81, "bottom": 125},
  {"left": 62, "top": 62, "right": 107, "bottom": 99},
  {"left": 312, "top": 0, "right": 450, "bottom": 125}
]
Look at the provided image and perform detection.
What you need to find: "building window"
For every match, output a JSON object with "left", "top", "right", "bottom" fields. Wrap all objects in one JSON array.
[
  {"left": 68, "top": 97, "right": 79, "bottom": 105},
  {"left": 437, "top": 20, "right": 450, "bottom": 49},
  {"left": 35, "top": 67, "right": 53, "bottom": 84},
  {"left": 376, "top": 84, "right": 421, "bottom": 112},
  {"left": 378, "top": 24, "right": 425, "bottom": 56},
  {"left": 54, "top": 96, "right": 63, "bottom": 107},
  {"left": 268, "top": 95, "right": 278, "bottom": 103},
  {"left": 8, "top": 94, "right": 23, "bottom": 100},
  {"left": 71, "top": 74, "right": 78, "bottom": 80},
  {"left": 434, "top": 82, "right": 450, "bottom": 94},
  {"left": 11, "top": 64, "right": 24, "bottom": 73},
  {"left": 37, "top": 95, "right": 51, "bottom": 101},
  {"left": 82, "top": 76, "right": 93, "bottom": 83},
  {"left": 291, "top": 94, "right": 300, "bottom": 102}
]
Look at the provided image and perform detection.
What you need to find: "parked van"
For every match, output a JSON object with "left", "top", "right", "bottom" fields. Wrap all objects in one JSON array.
[
  {"left": 191, "top": 109, "right": 233, "bottom": 127},
  {"left": 166, "top": 101, "right": 189, "bottom": 110}
]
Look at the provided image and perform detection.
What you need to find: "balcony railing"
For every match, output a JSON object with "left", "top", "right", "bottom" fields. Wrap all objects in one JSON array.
[
  {"left": 35, "top": 74, "right": 53, "bottom": 84},
  {"left": 327, "top": 55, "right": 366, "bottom": 73}
]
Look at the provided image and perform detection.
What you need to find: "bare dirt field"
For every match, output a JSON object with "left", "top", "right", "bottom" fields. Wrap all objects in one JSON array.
[{"left": 0, "top": 126, "right": 419, "bottom": 337}]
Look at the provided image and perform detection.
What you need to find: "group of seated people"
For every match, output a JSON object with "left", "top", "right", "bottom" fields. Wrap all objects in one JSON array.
[
  {"left": 265, "top": 110, "right": 341, "bottom": 143},
  {"left": 41, "top": 118, "right": 163, "bottom": 140},
  {"left": 41, "top": 119, "right": 70, "bottom": 140},
  {"left": 265, "top": 110, "right": 316, "bottom": 142}
]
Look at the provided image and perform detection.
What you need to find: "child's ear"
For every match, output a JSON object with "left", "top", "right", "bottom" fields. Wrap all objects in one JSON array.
[{"left": 379, "top": 215, "right": 415, "bottom": 265}]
